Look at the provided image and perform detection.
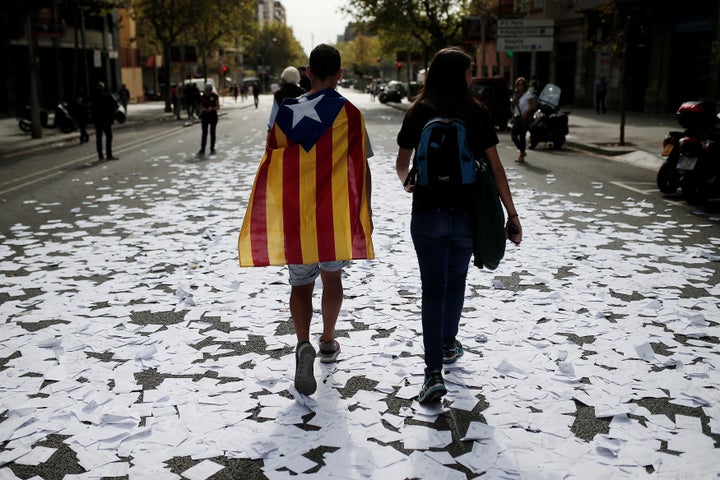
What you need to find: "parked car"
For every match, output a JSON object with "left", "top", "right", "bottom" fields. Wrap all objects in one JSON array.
[
  {"left": 379, "top": 80, "right": 406, "bottom": 103},
  {"left": 470, "top": 77, "right": 511, "bottom": 130}
]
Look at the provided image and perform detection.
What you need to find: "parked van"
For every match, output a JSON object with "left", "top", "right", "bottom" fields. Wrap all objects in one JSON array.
[{"left": 183, "top": 78, "right": 218, "bottom": 95}]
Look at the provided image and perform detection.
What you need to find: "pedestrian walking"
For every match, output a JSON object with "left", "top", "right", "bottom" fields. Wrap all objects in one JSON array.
[
  {"left": 395, "top": 47, "right": 522, "bottom": 404},
  {"left": 71, "top": 86, "right": 90, "bottom": 144},
  {"left": 197, "top": 84, "right": 219, "bottom": 156},
  {"left": 118, "top": 84, "right": 130, "bottom": 114},
  {"left": 252, "top": 82, "right": 260, "bottom": 109},
  {"left": 298, "top": 66, "right": 311, "bottom": 92},
  {"left": 232, "top": 83, "right": 239, "bottom": 103},
  {"left": 90, "top": 81, "right": 118, "bottom": 161},
  {"left": 267, "top": 66, "right": 306, "bottom": 131},
  {"left": 510, "top": 76, "right": 536, "bottom": 163},
  {"left": 186, "top": 82, "right": 200, "bottom": 119},
  {"left": 173, "top": 84, "right": 184, "bottom": 120},
  {"left": 238, "top": 44, "right": 375, "bottom": 397},
  {"left": 595, "top": 74, "right": 608, "bottom": 114}
]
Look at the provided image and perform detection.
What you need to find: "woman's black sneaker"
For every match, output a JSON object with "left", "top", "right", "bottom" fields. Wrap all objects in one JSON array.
[
  {"left": 442, "top": 339, "right": 464, "bottom": 364},
  {"left": 417, "top": 369, "right": 447, "bottom": 404}
]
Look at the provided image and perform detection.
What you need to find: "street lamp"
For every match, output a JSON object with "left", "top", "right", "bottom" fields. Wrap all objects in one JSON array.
[{"left": 259, "top": 37, "right": 277, "bottom": 92}]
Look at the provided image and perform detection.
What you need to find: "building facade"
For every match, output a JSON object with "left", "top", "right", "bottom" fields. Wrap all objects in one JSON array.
[
  {"left": 1, "top": 2, "right": 124, "bottom": 115},
  {"left": 486, "top": 0, "right": 720, "bottom": 114}
]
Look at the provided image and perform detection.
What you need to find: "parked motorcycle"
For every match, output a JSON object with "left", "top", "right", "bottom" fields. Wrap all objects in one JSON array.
[
  {"left": 657, "top": 101, "right": 720, "bottom": 204},
  {"left": 18, "top": 102, "right": 77, "bottom": 133},
  {"left": 528, "top": 84, "right": 569, "bottom": 150},
  {"left": 17, "top": 105, "right": 49, "bottom": 132}
]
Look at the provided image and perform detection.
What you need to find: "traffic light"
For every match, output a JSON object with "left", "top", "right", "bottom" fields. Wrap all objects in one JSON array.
[
  {"left": 221, "top": 65, "right": 229, "bottom": 76},
  {"left": 397, "top": 62, "right": 403, "bottom": 72},
  {"left": 505, "top": 51, "right": 514, "bottom": 59}
]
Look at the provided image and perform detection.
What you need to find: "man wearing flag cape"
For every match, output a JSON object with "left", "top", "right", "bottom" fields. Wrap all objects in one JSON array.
[{"left": 238, "top": 44, "right": 374, "bottom": 396}]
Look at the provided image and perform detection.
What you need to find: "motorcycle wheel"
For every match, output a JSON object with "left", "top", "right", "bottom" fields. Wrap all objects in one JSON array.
[
  {"left": 59, "top": 119, "right": 75, "bottom": 133},
  {"left": 681, "top": 176, "right": 706, "bottom": 205},
  {"left": 552, "top": 135, "right": 565, "bottom": 149},
  {"left": 656, "top": 162, "right": 679, "bottom": 194},
  {"left": 18, "top": 119, "right": 32, "bottom": 133}
]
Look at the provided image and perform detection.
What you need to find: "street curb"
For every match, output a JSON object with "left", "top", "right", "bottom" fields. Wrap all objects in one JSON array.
[{"left": 0, "top": 108, "right": 239, "bottom": 159}]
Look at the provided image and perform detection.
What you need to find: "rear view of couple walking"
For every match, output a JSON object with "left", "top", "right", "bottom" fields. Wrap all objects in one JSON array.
[{"left": 239, "top": 45, "right": 522, "bottom": 406}]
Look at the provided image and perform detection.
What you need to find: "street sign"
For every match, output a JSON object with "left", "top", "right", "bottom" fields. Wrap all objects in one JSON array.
[
  {"left": 498, "top": 19, "right": 554, "bottom": 28},
  {"left": 497, "top": 37, "right": 554, "bottom": 52},
  {"left": 497, "top": 19, "right": 555, "bottom": 52},
  {"left": 497, "top": 26, "right": 554, "bottom": 37}
]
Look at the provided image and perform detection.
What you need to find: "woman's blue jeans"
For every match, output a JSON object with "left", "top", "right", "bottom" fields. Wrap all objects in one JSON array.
[{"left": 411, "top": 207, "right": 473, "bottom": 372}]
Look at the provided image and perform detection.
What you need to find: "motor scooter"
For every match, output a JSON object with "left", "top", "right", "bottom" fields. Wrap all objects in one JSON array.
[
  {"left": 18, "top": 102, "right": 77, "bottom": 133},
  {"left": 17, "top": 105, "right": 49, "bottom": 132},
  {"left": 528, "top": 84, "right": 569, "bottom": 150},
  {"left": 657, "top": 101, "right": 720, "bottom": 204}
]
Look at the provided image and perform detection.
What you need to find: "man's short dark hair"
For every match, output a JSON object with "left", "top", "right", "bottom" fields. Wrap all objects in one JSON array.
[{"left": 309, "top": 44, "right": 341, "bottom": 81}]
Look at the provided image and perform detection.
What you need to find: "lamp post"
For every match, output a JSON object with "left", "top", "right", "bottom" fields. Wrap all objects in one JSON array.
[{"left": 259, "top": 37, "right": 277, "bottom": 92}]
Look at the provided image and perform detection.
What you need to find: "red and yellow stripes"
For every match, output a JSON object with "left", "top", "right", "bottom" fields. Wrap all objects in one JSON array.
[{"left": 238, "top": 102, "right": 374, "bottom": 267}]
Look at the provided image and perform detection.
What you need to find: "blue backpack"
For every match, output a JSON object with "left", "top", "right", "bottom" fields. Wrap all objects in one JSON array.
[{"left": 407, "top": 117, "right": 478, "bottom": 188}]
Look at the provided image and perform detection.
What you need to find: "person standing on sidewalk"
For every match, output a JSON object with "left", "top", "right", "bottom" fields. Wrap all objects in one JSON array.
[
  {"left": 71, "top": 86, "right": 90, "bottom": 144},
  {"left": 238, "top": 44, "right": 374, "bottom": 396},
  {"left": 118, "top": 84, "right": 130, "bottom": 114},
  {"left": 595, "top": 75, "right": 608, "bottom": 114},
  {"left": 510, "top": 76, "right": 536, "bottom": 163},
  {"left": 395, "top": 47, "right": 522, "bottom": 404},
  {"left": 90, "top": 81, "right": 118, "bottom": 161},
  {"left": 197, "top": 83, "right": 219, "bottom": 156},
  {"left": 252, "top": 82, "right": 260, "bottom": 109}
]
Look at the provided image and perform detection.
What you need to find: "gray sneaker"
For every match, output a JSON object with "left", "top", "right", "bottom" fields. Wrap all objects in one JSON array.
[
  {"left": 294, "top": 341, "right": 317, "bottom": 395},
  {"left": 318, "top": 338, "right": 340, "bottom": 363}
]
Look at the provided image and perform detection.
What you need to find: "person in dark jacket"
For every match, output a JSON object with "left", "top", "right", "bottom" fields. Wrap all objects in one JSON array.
[
  {"left": 298, "top": 66, "right": 312, "bottom": 92},
  {"left": 90, "top": 82, "right": 118, "bottom": 161},
  {"left": 197, "top": 83, "right": 220, "bottom": 156},
  {"left": 267, "top": 66, "right": 306, "bottom": 131},
  {"left": 71, "top": 86, "right": 91, "bottom": 144}
]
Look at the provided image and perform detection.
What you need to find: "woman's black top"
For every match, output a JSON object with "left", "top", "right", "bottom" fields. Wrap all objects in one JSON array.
[{"left": 397, "top": 100, "right": 499, "bottom": 214}]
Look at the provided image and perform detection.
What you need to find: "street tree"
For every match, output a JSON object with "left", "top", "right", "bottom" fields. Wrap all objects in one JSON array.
[
  {"left": 245, "top": 23, "right": 305, "bottom": 91},
  {"left": 337, "top": 33, "right": 382, "bottom": 80},
  {"left": 582, "top": 0, "right": 650, "bottom": 145},
  {"left": 342, "top": 0, "right": 471, "bottom": 65},
  {"left": 191, "top": 0, "right": 255, "bottom": 87},
  {"left": 132, "top": 0, "right": 203, "bottom": 112}
]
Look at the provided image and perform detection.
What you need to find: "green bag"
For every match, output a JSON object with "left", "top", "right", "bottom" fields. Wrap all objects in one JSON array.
[{"left": 468, "top": 158, "right": 506, "bottom": 270}]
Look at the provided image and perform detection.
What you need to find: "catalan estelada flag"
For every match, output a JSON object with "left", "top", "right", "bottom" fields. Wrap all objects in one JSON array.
[{"left": 238, "top": 88, "right": 374, "bottom": 267}]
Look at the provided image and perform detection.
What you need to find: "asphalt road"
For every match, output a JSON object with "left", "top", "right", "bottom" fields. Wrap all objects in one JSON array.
[{"left": 0, "top": 90, "right": 718, "bottom": 479}]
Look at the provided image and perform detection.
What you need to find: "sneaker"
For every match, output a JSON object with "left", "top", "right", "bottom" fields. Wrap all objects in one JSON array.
[
  {"left": 318, "top": 338, "right": 340, "bottom": 364},
  {"left": 294, "top": 341, "right": 317, "bottom": 395},
  {"left": 197, "top": 149, "right": 205, "bottom": 156},
  {"left": 442, "top": 339, "right": 464, "bottom": 364},
  {"left": 418, "top": 369, "right": 447, "bottom": 404},
  {"left": 210, "top": 149, "right": 216, "bottom": 155},
  {"left": 107, "top": 155, "right": 119, "bottom": 160}
]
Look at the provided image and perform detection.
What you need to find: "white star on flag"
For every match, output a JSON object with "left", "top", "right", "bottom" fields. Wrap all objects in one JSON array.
[{"left": 286, "top": 94, "right": 324, "bottom": 128}]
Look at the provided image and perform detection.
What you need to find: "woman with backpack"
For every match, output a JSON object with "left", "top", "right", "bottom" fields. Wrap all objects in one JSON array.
[{"left": 395, "top": 47, "right": 522, "bottom": 404}]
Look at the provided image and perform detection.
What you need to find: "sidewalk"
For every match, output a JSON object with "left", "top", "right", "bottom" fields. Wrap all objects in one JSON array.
[
  {"left": 0, "top": 98, "right": 250, "bottom": 159},
  {"left": 386, "top": 102, "right": 677, "bottom": 170},
  {"left": 1, "top": 97, "right": 677, "bottom": 170}
]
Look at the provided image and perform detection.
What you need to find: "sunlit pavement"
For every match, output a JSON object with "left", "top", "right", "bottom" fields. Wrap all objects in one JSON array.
[{"left": 0, "top": 88, "right": 718, "bottom": 479}]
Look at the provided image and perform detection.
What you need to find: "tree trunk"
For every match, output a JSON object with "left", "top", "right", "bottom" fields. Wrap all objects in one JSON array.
[
  {"left": 619, "top": 52, "right": 626, "bottom": 145},
  {"left": 163, "top": 44, "right": 172, "bottom": 112}
]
